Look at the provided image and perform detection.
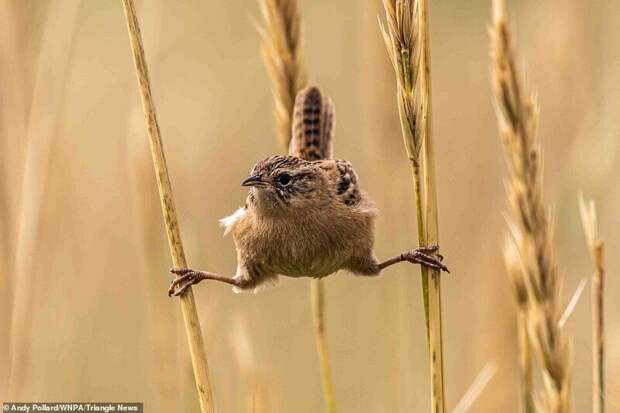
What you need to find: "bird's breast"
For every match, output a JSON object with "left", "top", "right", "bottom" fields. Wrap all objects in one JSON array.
[{"left": 234, "top": 207, "right": 373, "bottom": 278}]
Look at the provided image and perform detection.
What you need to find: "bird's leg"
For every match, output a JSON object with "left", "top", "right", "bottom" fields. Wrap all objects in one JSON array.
[
  {"left": 378, "top": 245, "right": 449, "bottom": 273},
  {"left": 168, "top": 268, "right": 247, "bottom": 297}
]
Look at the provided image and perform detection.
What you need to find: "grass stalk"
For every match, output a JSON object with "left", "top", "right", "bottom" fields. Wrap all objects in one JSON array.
[
  {"left": 230, "top": 314, "right": 268, "bottom": 413},
  {"left": 121, "top": 1, "right": 214, "bottom": 411},
  {"left": 578, "top": 196, "right": 605, "bottom": 413},
  {"left": 257, "top": 0, "right": 307, "bottom": 150},
  {"left": 123, "top": 3, "right": 180, "bottom": 409},
  {"left": 491, "top": 1, "right": 572, "bottom": 411},
  {"left": 380, "top": 0, "right": 446, "bottom": 410},
  {"left": 311, "top": 279, "right": 337, "bottom": 413},
  {"left": 0, "top": 139, "right": 7, "bottom": 400},
  {"left": 452, "top": 362, "right": 497, "bottom": 413},
  {"left": 418, "top": 2, "right": 446, "bottom": 411},
  {"left": 505, "top": 236, "right": 534, "bottom": 413},
  {"left": 126, "top": 108, "right": 181, "bottom": 410},
  {"left": 7, "top": 0, "right": 81, "bottom": 397},
  {"left": 516, "top": 309, "right": 534, "bottom": 413},
  {"left": 310, "top": 279, "right": 337, "bottom": 413},
  {"left": 257, "top": 2, "right": 337, "bottom": 412},
  {"left": 0, "top": 2, "right": 23, "bottom": 393},
  {"left": 0, "top": 2, "right": 29, "bottom": 275}
]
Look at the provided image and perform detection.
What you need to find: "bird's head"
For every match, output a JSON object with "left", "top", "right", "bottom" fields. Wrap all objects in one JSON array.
[{"left": 242, "top": 155, "right": 329, "bottom": 215}]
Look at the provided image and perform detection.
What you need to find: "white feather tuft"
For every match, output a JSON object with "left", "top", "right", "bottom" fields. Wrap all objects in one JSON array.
[{"left": 219, "top": 207, "right": 246, "bottom": 236}]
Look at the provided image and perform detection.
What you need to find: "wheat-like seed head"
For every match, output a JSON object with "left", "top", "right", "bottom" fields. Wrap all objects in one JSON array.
[
  {"left": 578, "top": 195, "right": 602, "bottom": 258},
  {"left": 379, "top": 0, "right": 424, "bottom": 165},
  {"left": 491, "top": 1, "right": 572, "bottom": 411},
  {"left": 503, "top": 237, "right": 529, "bottom": 308},
  {"left": 578, "top": 194, "right": 605, "bottom": 413},
  {"left": 257, "top": 0, "right": 307, "bottom": 151}
]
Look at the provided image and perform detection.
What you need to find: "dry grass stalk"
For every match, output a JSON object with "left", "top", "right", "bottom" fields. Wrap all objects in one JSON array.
[
  {"left": 7, "top": 0, "right": 81, "bottom": 397},
  {"left": 558, "top": 278, "right": 587, "bottom": 329},
  {"left": 127, "top": 109, "right": 181, "bottom": 410},
  {"left": 0, "top": 1, "right": 27, "bottom": 398},
  {"left": 0, "top": 1, "right": 28, "bottom": 207},
  {"left": 230, "top": 315, "right": 268, "bottom": 413},
  {"left": 121, "top": 1, "right": 214, "bottom": 411},
  {"left": 452, "top": 362, "right": 497, "bottom": 413},
  {"left": 311, "top": 279, "right": 337, "bottom": 413},
  {"left": 379, "top": 0, "right": 423, "bottom": 171},
  {"left": 578, "top": 196, "right": 605, "bottom": 413},
  {"left": 505, "top": 240, "right": 535, "bottom": 413},
  {"left": 380, "top": 0, "right": 446, "bottom": 410},
  {"left": 257, "top": 0, "right": 307, "bottom": 150},
  {"left": 0, "top": 142, "right": 8, "bottom": 400},
  {"left": 123, "top": 4, "right": 180, "bottom": 409},
  {"left": 491, "top": 1, "right": 572, "bottom": 411},
  {"left": 0, "top": 1, "right": 26, "bottom": 289},
  {"left": 417, "top": 2, "right": 446, "bottom": 411}
]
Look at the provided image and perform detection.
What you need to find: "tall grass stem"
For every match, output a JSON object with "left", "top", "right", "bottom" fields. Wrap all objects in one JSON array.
[
  {"left": 418, "top": 1, "right": 446, "bottom": 410},
  {"left": 257, "top": 0, "right": 307, "bottom": 150},
  {"left": 311, "top": 279, "right": 337, "bottom": 413},
  {"left": 7, "top": 0, "right": 81, "bottom": 397},
  {"left": 491, "top": 1, "right": 572, "bottom": 410},
  {"left": 380, "top": 0, "right": 446, "bottom": 410},
  {"left": 579, "top": 196, "right": 605, "bottom": 413},
  {"left": 121, "top": 1, "right": 214, "bottom": 411}
]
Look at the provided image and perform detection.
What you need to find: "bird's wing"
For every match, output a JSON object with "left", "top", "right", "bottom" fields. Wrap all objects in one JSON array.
[
  {"left": 317, "top": 159, "right": 362, "bottom": 207},
  {"left": 289, "top": 86, "right": 334, "bottom": 161}
]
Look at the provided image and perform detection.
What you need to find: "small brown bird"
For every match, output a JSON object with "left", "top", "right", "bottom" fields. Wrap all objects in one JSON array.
[{"left": 168, "top": 86, "right": 447, "bottom": 296}]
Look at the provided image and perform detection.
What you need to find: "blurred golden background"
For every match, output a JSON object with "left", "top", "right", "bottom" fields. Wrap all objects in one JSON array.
[{"left": 1, "top": 0, "right": 619, "bottom": 411}]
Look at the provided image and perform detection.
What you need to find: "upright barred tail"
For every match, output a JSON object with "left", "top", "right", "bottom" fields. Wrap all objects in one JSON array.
[{"left": 289, "top": 86, "right": 335, "bottom": 161}]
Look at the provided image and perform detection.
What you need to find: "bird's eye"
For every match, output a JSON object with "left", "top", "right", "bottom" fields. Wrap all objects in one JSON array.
[{"left": 277, "top": 173, "right": 292, "bottom": 186}]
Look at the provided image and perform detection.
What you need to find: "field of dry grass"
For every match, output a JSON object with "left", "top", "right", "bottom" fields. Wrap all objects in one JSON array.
[{"left": 2, "top": 1, "right": 620, "bottom": 412}]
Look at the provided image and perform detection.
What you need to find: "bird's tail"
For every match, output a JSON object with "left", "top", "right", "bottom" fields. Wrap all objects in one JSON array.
[{"left": 289, "top": 86, "right": 334, "bottom": 161}]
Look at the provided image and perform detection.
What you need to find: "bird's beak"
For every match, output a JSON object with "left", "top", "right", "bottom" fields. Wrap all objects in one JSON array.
[{"left": 241, "top": 174, "right": 265, "bottom": 187}]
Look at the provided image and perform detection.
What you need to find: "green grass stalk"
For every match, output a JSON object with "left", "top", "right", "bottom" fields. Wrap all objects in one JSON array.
[
  {"left": 418, "top": 2, "right": 446, "bottom": 410},
  {"left": 380, "top": 0, "right": 446, "bottom": 410}
]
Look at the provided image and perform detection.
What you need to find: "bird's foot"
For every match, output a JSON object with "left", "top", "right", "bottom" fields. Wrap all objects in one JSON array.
[
  {"left": 403, "top": 246, "right": 449, "bottom": 273},
  {"left": 415, "top": 245, "right": 444, "bottom": 261},
  {"left": 168, "top": 268, "right": 206, "bottom": 297}
]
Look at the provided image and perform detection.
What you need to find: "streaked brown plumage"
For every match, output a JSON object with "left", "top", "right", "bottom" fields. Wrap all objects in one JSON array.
[{"left": 169, "top": 86, "right": 447, "bottom": 296}]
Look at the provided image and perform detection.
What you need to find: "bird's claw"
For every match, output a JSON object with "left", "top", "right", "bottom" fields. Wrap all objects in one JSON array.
[
  {"left": 404, "top": 246, "right": 449, "bottom": 273},
  {"left": 170, "top": 267, "right": 192, "bottom": 276},
  {"left": 168, "top": 268, "right": 203, "bottom": 297},
  {"left": 416, "top": 245, "right": 444, "bottom": 261}
]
